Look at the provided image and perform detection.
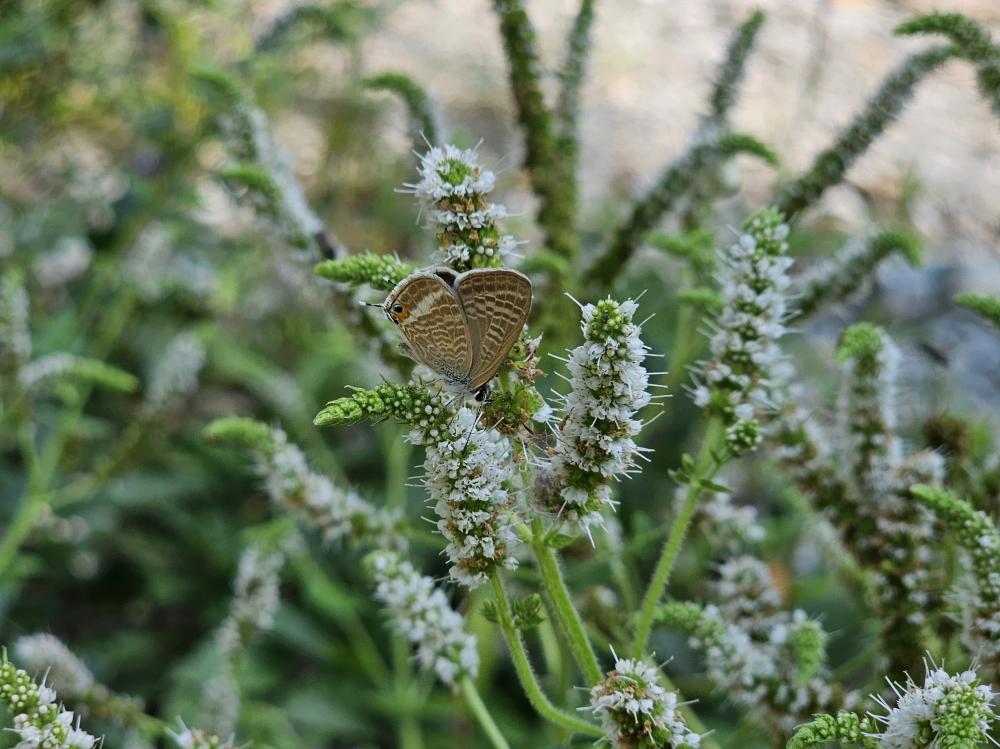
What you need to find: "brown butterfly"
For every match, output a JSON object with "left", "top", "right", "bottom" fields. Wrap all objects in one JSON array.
[{"left": 375, "top": 268, "right": 532, "bottom": 401}]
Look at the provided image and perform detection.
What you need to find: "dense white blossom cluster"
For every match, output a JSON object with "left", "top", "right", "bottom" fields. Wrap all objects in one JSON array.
[
  {"left": 416, "top": 407, "right": 519, "bottom": 587},
  {"left": 258, "top": 427, "right": 404, "bottom": 547},
  {"left": 548, "top": 297, "right": 653, "bottom": 535},
  {"left": 368, "top": 550, "right": 479, "bottom": 686},
  {"left": 0, "top": 654, "right": 98, "bottom": 749},
  {"left": 401, "top": 144, "right": 517, "bottom": 269},
  {"left": 589, "top": 654, "right": 701, "bottom": 749},
  {"left": 872, "top": 664, "right": 997, "bottom": 749},
  {"left": 690, "top": 207, "right": 792, "bottom": 454}
]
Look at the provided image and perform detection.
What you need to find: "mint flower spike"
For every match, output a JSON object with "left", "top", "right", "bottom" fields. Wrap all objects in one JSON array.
[
  {"left": 314, "top": 252, "right": 414, "bottom": 292},
  {"left": 202, "top": 543, "right": 285, "bottom": 739},
  {"left": 0, "top": 271, "right": 31, "bottom": 383},
  {"left": 894, "top": 10, "right": 1000, "bottom": 116},
  {"left": 0, "top": 649, "right": 100, "bottom": 749},
  {"left": 776, "top": 45, "right": 953, "bottom": 220},
  {"left": 792, "top": 229, "right": 921, "bottom": 320},
  {"left": 690, "top": 207, "right": 793, "bottom": 456},
  {"left": 12, "top": 634, "right": 143, "bottom": 722},
  {"left": 544, "top": 296, "right": 656, "bottom": 537},
  {"left": 871, "top": 659, "right": 998, "bottom": 749},
  {"left": 318, "top": 374, "right": 519, "bottom": 585},
  {"left": 706, "top": 8, "right": 766, "bottom": 127},
  {"left": 399, "top": 143, "right": 518, "bottom": 271},
  {"left": 554, "top": 0, "right": 596, "bottom": 144},
  {"left": 421, "top": 405, "right": 519, "bottom": 587},
  {"left": 656, "top": 600, "right": 838, "bottom": 739},
  {"left": 911, "top": 484, "right": 1000, "bottom": 666},
  {"left": 362, "top": 72, "right": 440, "bottom": 148},
  {"left": 788, "top": 712, "right": 881, "bottom": 749},
  {"left": 206, "top": 418, "right": 406, "bottom": 549},
  {"left": 143, "top": 331, "right": 206, "bottom": 416},
  {"left": 956, "top": 292, "right": 1000, "bottom": 334},
  {"left": 366, "top": 550, "right": 479, "bottom": 687},
  {"left": 589, "top": 652, "right": 701, "bottom": 749},
  {"left": 192, "top": 66, "right": 342, "bottom": 258},
  {"left": 20, "top": 353, "right": 139, "bottom": 394},
  {"left": 836, "top": 323, "right": 902, "bottom": 495}
]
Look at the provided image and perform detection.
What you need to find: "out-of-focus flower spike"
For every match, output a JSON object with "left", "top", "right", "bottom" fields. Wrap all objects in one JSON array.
[
  {"left": 206, "top": 418, "right": 407, "bottom": 549},
  {"left": 366, "top": 550, "right": 479, "bottom": 686},
  {"left": 911, "top": 484, "right": 1000, "bottom": 667},
  {"left": 689, "top": 207, "right": 793, "bottom": 455},
  {"left": 314, "top": 252, "right": 414, "bottom": 292},
  {"left": 143, "top": 331, "right": 206, "bottom": 415},
  {"left": 792, "top": 229, "right": 921, "bottom": 320}
]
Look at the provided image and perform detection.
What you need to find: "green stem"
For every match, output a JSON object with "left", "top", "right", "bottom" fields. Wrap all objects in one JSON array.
[
  {"left": 632, "top": 420, "right": 723, "bottom": 657},
  {"left": 0, "top": 495, "right": 46, "bottom": 583},
  {"left": 489, "top": 574, "right": 602, "bottom": 738},
  {"left": 460, "top": 676, "right": 512, "bottom": 749},
  {"left": 530, "top": 522, "right": 603, "bottom": 685}
]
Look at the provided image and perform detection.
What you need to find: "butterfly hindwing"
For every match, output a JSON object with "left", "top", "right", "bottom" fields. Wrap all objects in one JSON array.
[
  {"left": 456, "top": 269, "right": 532, "bottom": 391},
  {"left": 385, "top": 273, "right": 474, "bottom": 383}
]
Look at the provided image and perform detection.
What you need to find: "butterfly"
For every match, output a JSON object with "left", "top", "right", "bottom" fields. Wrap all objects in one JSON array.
[{"left": 374, "top": 268, "right": 532, "bottom": 402}]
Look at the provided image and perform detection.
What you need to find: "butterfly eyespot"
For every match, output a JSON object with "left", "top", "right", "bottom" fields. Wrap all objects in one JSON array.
[{"left": 392, "top": 303, "right": 404, "bottom": 313}]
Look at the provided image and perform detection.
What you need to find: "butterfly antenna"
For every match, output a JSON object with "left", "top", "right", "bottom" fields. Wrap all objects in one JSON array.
[{"left": 359, "top": 300, "right": 383, "bottom": 308}]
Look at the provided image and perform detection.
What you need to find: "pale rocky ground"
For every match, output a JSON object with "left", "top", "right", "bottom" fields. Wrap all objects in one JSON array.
[{"left": 358, "top": 0, "right": 999, "bottom": 282}]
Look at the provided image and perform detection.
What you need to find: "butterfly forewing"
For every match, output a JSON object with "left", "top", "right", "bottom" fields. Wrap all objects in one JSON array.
[
  {"left": 386, "top": 274, "right": 473, "bottom": 382},
  {"left": 456, "top": 269, "right": 532, "bottom": 390}
]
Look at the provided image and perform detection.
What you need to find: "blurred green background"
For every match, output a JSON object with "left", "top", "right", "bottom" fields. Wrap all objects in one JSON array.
[{"left": 2, "top": 1, "right": 999, "bottom": 747}]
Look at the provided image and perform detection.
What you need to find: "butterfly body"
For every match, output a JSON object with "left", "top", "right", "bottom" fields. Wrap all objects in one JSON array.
[{"left": 381, "top": 268, "right": 532, "bottom": 399}]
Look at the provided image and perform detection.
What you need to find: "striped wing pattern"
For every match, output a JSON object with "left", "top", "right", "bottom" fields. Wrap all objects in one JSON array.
[
  {"left": 386, "top": 274, "right": 473, "bottom": 383},
  {"left": 456, "top": 269, "right": 532, "bottom": 390}
]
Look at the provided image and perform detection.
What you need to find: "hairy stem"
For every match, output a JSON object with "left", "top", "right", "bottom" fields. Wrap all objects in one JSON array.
[
  {"left": 530, "top": 521, "right": 603, "bottom": 685},
  {"left": 489, "top": 574, "right": 602, "bottom": 737},
  {"left": 460, "top": 676, "right": 512, "bottom": 749}
]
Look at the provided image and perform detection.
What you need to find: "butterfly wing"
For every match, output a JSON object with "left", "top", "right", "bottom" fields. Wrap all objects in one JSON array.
[
  {"left": 385, "top": 273, "right": 473, "bottom": 383},
  {"left": 456, "top": 269, "right": 532, "bottom": 391}
]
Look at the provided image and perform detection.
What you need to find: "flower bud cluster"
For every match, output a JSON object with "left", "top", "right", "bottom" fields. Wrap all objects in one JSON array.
[
  {"left": 367, "top": 550, "right": 479, "bottom": 686},
  {"left": 872, "top": 662, "right": 997, "bottom": 749}
]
